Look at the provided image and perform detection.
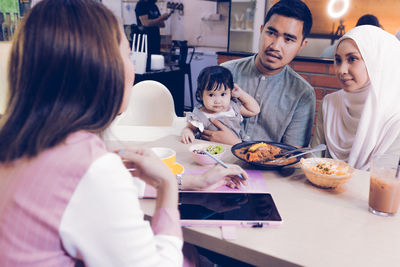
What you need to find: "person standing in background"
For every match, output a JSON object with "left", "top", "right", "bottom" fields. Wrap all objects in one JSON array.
[
  {"left": 135, "top": 0, "right": 171, "bottom": 55},
  {"left": 355, "top": 14, "right": 381, "bottom": 28}
]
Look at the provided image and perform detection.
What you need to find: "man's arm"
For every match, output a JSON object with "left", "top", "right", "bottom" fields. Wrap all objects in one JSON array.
[
  {"left": 139, "top": 13, "right": 170, "bottom": 28},
  {"left": 282, "top": 91, "right": 315, "bottom": 148},
  {"left": 201, "top": 118, "right": 241, "bottom": 145}
]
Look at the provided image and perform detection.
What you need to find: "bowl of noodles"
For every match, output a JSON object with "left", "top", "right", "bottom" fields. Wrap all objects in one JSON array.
[
  {"left": 231, "top": 141, "right": 301, "bottom": 169},
  {"left": 300, "top": 158, "right": 354, "bottom": 189}
]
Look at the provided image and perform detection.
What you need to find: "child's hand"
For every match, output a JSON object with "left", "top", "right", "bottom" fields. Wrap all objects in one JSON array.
[
  {"left": 231, "top": 83, "right": 242, "bottom": 98},
  {"left": 181, "top": 128, "right": 195, "bottom": 144}
]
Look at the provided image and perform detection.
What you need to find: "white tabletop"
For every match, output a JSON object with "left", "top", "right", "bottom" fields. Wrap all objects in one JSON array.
[{"left": 106, "top": 135, "right": 400, "bottom": 267}]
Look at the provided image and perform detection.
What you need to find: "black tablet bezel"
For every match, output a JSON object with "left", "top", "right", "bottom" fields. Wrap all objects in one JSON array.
[{"left": 178, "top": 192, "right": 282, "bottom": 227}]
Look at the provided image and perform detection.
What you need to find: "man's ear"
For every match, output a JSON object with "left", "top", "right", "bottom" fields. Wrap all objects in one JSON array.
[
  {"left": 259, "top": 24, "right": 264, "bottom": 34},
  {"left": 299, "top": 38, "right": 308, "bottom": 52}
]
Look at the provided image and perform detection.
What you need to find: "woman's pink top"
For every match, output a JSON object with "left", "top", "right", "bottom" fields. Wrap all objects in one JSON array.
[{"left": 0, "top": 131, "right": 183, "bottom": 266}]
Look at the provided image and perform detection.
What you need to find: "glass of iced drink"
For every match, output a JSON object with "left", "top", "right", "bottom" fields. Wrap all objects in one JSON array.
[{"left": 368, "top": 154, "right": 400, "bottom": 216}]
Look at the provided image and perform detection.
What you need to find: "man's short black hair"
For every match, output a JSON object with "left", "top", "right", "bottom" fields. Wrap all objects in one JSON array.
[{"left": 264, "top": 0, "right": 313, "bottom": 39}]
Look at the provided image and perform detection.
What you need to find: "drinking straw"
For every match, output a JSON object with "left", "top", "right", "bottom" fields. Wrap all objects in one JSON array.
[{"left": 396, "top": 156, "right": 400, "bottom": 178}]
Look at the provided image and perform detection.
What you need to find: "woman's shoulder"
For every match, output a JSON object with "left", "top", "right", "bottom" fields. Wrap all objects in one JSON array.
[
  {"left": 220, "top": 56, "right": 254, "bottom": 74},
  {"left": 47, "top": 131, "right": 108, "bottom": 174},
  {"left": 323, "top": 90, "right": 343, "bottom": 103},
  {"left": 65, "top": 131, "right": 107, "bottom": 155}
]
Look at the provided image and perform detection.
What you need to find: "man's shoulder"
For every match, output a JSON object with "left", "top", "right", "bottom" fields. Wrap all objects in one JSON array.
[
  {"left": 135, "top": 1, "right": 148, "bottom": 13},
  {"left": 220, "top": 56, "right": 254, "bottom": 71},
  {"left": 285, "top": 65, "right": 314, "bottom": 95}
]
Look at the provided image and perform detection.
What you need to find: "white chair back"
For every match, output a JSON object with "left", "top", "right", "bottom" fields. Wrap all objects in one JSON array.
[{"left": 118, "top": 80, "right": 177, "bottom": 126}]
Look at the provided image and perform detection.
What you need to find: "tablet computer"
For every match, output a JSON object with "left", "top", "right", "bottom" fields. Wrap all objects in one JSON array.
[{"left": 178, "top": 192, "right": 282, "bottom": 227}]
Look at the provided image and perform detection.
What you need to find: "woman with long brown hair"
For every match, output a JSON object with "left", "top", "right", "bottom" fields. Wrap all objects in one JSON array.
[{"left": 0, "top": 0, "right": 183, "bottom": 265}]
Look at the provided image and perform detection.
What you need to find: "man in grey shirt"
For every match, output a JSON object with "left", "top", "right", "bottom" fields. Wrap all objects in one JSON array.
[{"left": 202, "top": 0, "right": 315, "bottom": 147}]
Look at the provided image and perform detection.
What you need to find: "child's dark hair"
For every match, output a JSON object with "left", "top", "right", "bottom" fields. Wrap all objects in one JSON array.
[{"left": 195, "top": 66, "right": 234, "bottom": 105}]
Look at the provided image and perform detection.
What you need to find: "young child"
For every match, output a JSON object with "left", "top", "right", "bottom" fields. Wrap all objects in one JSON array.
[{"left": 181, "top": 66, "right": 260, "bottom": 144}]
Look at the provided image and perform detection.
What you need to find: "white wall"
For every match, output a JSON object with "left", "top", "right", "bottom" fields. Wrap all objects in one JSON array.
[
  {"left": 170, "top": 0, "right": 228, "bottom": 48},
  {"left": 104, "top": 0, "right": 228, "bottom": 49},
  {"left": 122, "top": 1, "right": 137, "bottom": 25},
  {"left": 102, "top": 0, "right": 122, "bottom": 22}
]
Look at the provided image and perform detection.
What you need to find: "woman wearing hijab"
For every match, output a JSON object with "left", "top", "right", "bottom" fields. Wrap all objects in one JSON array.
[{"left": 311, "top": 25, "right": 400, "bottom": 170}]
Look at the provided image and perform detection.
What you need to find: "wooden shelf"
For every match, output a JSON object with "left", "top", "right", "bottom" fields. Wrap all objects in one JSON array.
[
  {"left": 232, "top": 0, "right": 254, "bottom": 3},
  {"left": 230, "top": 28, "right": 253, "bottom": 32}
]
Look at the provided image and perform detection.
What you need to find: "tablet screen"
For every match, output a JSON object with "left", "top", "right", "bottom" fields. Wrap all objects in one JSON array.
[{"left": 178, "top": 192, "right": 282, "bottom": 226}]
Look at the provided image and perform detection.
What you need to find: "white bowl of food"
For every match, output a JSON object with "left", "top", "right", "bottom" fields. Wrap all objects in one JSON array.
[
  {"left": 300, "top": 158, "right": 354, "bottom": 189},
  {"left": 189, "top": 144, "right": 225, "bottom": 166}
]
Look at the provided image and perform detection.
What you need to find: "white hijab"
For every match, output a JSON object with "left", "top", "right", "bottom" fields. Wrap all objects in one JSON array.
[
  {"left": 396, "top": 29, "right": 400, "bottom": 41},
  {"left": 322, "top": 25, "right": 400, "bottom": 170}
]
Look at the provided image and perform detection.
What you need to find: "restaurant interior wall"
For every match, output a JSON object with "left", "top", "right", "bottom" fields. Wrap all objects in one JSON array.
[
  {"left": 265, "top": 0, "right": 400, "bottom": 58},
  {"left": 106, "top": 0, "right": 229, "bottom": 49},
  {"left": 228, "top": 0, "right": 266, "bottom": 53},
  {"left": 270, "top": 0, "right": 400, "bottom": 35}
]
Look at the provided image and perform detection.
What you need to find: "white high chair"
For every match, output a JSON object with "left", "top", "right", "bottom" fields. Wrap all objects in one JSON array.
[{"left": 105, "top": 80, "right": 186, "bottom": 142}]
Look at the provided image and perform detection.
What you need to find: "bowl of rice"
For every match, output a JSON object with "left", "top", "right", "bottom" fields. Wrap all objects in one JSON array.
[{"left": 300, "top": 158, "right": 354, "bottom": 189}]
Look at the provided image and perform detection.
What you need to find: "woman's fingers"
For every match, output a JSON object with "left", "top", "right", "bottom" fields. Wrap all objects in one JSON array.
[
  {"left": 116, "top": 148, "right": 175, "bottom": 188},
  {"left": 230, "top": 177, "right": 242, "bottom": 188},
  {"left": 222, "top": 164, "right": 248, "bottom": 185}
]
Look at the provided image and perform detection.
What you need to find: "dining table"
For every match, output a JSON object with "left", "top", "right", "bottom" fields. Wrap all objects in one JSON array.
[{"left": 106, "top": 134, "right": 400, "bottom": 267}]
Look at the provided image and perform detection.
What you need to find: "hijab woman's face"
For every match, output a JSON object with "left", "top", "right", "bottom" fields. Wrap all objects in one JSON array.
[{"left": 334, "top": 39, "right": 369, "bottom": 92}]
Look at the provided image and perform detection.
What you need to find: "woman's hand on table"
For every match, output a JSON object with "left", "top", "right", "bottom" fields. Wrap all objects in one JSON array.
[
  {"left": 201, "top": 118, "right": 241, "bottom": 145},
  {"left": 182, "top": 164, "right": 248, "bottom": 191}
]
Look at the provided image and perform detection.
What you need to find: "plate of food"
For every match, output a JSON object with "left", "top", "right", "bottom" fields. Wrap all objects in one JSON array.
[{"left": 231, "top": 141, "right": 302, "bottom": 169}]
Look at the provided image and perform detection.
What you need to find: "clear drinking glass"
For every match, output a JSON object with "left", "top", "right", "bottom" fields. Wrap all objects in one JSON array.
[{"left": 368, "top": 154, "right": 400, "bottom": 216}]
